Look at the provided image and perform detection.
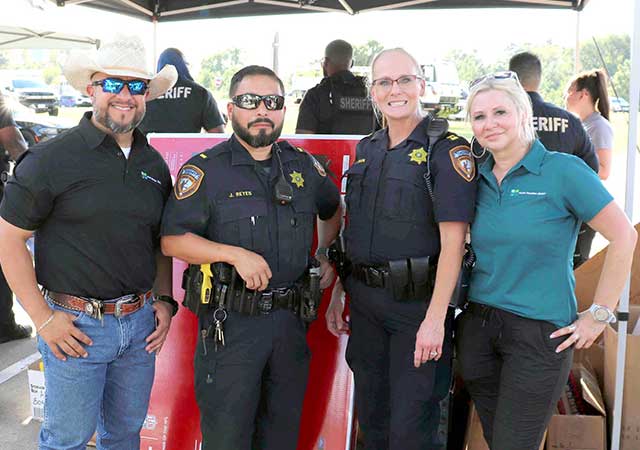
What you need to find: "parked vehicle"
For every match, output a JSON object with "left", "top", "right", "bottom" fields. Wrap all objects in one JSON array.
[
  {"left": 419, "top": 61, "right": 462, "bottom": 112},
  {"left": 3, "top": 78, "right": 59, "bottom": 116},
  {"left": 610, "top": 97, "right": 630, "bottom": 113},
  {"left": 5, "top": 96, "right": 72, "bottom": 147},
  {"left": 60, "top": 93, "right": 91, "bottom": 107}
]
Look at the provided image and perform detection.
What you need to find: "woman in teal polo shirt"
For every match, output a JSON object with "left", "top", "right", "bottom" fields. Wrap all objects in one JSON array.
[{"left": 456, "top": 71, "right": 637, "bottom": 450}]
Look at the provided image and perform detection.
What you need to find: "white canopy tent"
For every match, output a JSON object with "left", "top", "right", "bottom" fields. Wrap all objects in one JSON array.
[{"left": 0, "top": 25, "right": 99, "bottom": 49}]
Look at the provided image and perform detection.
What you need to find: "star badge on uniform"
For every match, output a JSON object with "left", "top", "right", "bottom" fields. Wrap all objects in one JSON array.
[
  {"left": 449, "top": 145, "right": 475, "bottom": 182},
  {"left": 290, "top": 171, "right": 305, "bottom": 188},
  {"left": 409, "top": 147, "right": 427, "bottom": 165}
]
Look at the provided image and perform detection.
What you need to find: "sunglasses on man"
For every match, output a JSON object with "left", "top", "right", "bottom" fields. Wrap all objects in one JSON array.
[
  {"left": 91, "top": 78, "right": 149, "bottom": 96},
  {"left": 232, "top": 93, "right": 285, "bottom": 111}
]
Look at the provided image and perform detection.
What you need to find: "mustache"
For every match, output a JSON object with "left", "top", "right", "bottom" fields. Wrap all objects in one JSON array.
[{"left": 248, "top": 118, "right": 275, "bottom": 128}]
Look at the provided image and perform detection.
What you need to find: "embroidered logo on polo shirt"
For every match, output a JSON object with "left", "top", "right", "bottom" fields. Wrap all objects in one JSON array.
[
  {"left": 175, "top": 165, "right": 204, "bottom": 200},
  {"left": 290, "top": 171, "right": 305, "bottom": 188},
  {"left": 409, "top": 148, "right": 427, "bottom": 165},
  {"left": 449, "top": 145, "right": 475, "bottom": 182},
  {"left": 140, "top": 171, "right": 161, "bottom": 186},
  {"left": 509, "top": 189, "right": 547, "bottom": 197}
]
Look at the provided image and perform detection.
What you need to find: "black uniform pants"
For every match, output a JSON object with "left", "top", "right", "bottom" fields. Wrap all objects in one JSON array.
[
  {"left": 345, "top": 276, "right": 452, "bottom": 450},
  {"left": 455, "top": 303, "right": 573, "bottom": 450},
  {"left": 194, "top": 309, "right": 310, "bottom": 450}
]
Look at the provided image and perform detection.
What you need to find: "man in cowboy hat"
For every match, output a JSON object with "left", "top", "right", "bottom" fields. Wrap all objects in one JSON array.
[{"left": 0, "top": 34, "right": 179, "bottom": 449}]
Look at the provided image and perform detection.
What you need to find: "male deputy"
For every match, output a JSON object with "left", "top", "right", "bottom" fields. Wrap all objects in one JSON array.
[
  {"left": 296, "top": 39, "right": 378, "bottom": 135},
  {"left": 140, "top": 47, "right": 226, "bottom": 134},
  {"left": 0, "top": 91, "right": 30, "bottom": 343},
  {"left": 0, "top": 35, "right": 179, "bottom": 449},
  {"left": 161, "top": 65, "right": 341, "bottom": 450},
  {"left": 509, "top": 52, "right": 598, "bottom": 268}
]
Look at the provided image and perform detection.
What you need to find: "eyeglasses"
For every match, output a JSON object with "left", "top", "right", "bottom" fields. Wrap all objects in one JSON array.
[
  {"left": 469, "top": 71, "right": 519, "bottom": 89},
  {"left": 231, "top": 94, "right": 285, "bottom": 111},
  {"left": 91, "top": 78, "right": 149, "bottom": 96},
  {"left": 371, "top": 75, "right": 422, "bottom": 92}
]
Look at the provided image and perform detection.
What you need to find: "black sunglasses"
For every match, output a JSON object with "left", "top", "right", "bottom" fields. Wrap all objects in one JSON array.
[
  {"left": 91, "top": 77, "right": 149, "bottom": 96},
  {"left": 232, "top": 93, "right": 285, "bottom": 111}
]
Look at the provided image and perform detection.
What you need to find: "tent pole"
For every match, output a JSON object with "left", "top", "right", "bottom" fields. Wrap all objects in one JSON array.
[
  {"left": 611, "top": 1, "right": 640, "bottom": 449},
  {"left": 574, "top": 10, "right": 580, "bottom": 73}
]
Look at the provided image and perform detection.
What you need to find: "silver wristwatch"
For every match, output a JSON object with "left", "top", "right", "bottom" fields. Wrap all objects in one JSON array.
[
  {"left": 588, "top": 304, "right": 617, "bottom": 324},
  {"left": 315, "top": 247, "right": 330, "bottom": 259}
]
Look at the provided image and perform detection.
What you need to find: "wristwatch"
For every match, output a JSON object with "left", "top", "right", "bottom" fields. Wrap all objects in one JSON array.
[
  {"left": 588, "top": 304, "right": 617, "bottom": 324},
  {"left": 155, "top": 295, "right": 179, "bottom": 317}
]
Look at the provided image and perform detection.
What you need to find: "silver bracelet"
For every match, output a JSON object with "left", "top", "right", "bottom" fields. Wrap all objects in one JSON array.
[{"left": 36, "top": 312, "right": 55, "bottom": 334}]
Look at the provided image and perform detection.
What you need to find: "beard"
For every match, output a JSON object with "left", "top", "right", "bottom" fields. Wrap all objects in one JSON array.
[
  {"left": 232, "top": 116, "right": 283, "bottom": 148},
  {"left": 93, "top": 102, "right": 145, "bottom": 134}
]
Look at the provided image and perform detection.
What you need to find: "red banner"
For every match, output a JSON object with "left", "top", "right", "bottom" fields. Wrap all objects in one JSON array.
[{"left": 142, "top": 134, "right": 359, "bottom": 450}]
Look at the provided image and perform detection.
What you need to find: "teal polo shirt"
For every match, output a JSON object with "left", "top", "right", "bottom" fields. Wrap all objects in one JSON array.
[{"left": 469, "top": 140, "right": 613, "bottom": 326}]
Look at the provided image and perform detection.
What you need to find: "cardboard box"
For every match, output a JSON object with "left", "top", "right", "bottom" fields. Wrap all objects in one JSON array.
[
  {"left": 604, "top": 306, "right": 640, "bottom": 450},
  {"left": 574, "top": 223, "right": 640, "bottom": 313},
  {"left": 546, "top": 364, "right": 607, "bottom": 450},
  {"left": 27, "top": 360, "right": 45, "bottom": 422}
]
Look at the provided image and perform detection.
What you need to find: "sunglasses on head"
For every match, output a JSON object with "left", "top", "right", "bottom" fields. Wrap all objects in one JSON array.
[
  {"left": 91, "top": 78, "right": 149, "bottom": 96},
  {"left": 232, "top": 93, "right": 285, "bottom": 111},
  {"left": 469, "top": 71, "right": 519, "bottom": 90}
]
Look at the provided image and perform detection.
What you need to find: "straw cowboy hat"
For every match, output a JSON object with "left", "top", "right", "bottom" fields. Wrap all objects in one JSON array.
[{"left": 63, "top": 34, "right": 177, "bottom": 101}]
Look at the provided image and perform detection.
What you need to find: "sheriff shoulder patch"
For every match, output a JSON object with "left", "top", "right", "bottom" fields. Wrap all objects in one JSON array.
[
  {"left": 311, "top": 156, "right": 326, "bottom": 177},
  {"left": 174, "top": 164, "right": 205, "bottom": 200},
  {"left": 449, "top": 145, "right": 475, "bottom": 182}
]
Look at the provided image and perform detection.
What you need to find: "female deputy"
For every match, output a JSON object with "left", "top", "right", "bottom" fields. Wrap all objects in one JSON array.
[
  {"left": 326, "top": 48, "right": 477, "bottom": 449},
  {"left": 565, "top": 69, "right": 615, "bottom": 180},
  {"left": 456, "top": 71, "right": 636, "bottom": 450}
]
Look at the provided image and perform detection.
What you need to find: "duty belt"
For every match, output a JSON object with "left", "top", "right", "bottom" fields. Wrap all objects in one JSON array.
[
  {"left": 351, "top": 263, "right": 390, "bottom": 288},
  {"left": 223, "top": 286, "right": 302, "bottom": 316},
  {"left": 44, "top": 289, "right": 152, "bottom": 320}
]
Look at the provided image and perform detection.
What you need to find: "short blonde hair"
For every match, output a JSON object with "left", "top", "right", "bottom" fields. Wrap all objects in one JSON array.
[{"left": 466, "top": 74, "right": 536, "bottom": 146}]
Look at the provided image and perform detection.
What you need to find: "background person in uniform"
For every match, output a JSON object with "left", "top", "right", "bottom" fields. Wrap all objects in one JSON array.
[
  {"left": 326, "top": 48, "right": 477, "bottom": 450},
  {"left": 0, "top": 91, "right": 30, "bottom": 343},
  {"left": 0, "top": 35, "right": 179, "bottom": 449},
  {"left": 509, "top": 51, "right": 599, "bottom": 268},
  {"left": 457, "top": 71, "right": 636, "bottom": 450},
  {"left": 565, "top": 69, "right": 614, "bottom": 180},
  {"left": 140, "top": 47, "right": 226, "bottom": 134},
  {"left": 161, "top": 65, "right": 341, "bottom": 450},
  {"left": 296, "top": 39, "right": 378, "bottom": 135}
]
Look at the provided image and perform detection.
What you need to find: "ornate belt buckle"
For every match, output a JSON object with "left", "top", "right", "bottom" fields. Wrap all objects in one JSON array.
[{"left": 258, "top": 292, "right": 273, "bottom": 315}]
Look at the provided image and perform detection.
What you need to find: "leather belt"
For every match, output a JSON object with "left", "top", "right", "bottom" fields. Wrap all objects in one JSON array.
[
  {"left": 224, "top": 286, "right": 301, "bottom": 316},
  {"left": 351, "top": 263, "right": 390, "bottom": 288},
  {"left": 45, "top": 290, "right": 153, "bottom": 319}
]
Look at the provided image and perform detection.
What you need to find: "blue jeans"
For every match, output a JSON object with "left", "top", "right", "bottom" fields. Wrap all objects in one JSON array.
[{"left": 37, "top": 296, "right": 157, "bottom": 450}]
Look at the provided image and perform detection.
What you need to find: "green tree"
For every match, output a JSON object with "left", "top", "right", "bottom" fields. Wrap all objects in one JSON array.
[
  {"left": 611, "top": 58, "right": 630, "bottom": 101},
  {"left": 198, "top": 48, "right": 243, "bottom": 98},
  {"left": 445, "top": 49, "right": 487, "bottom": 85},
  {"left": 352, "top": 40, "right": 384, "bottom": 66},
  {"left": 43, "top": 65, "right": 61, "bottom": 85},
  {"left": 579, "top": 34, "right": 630, "bottom": 81}
]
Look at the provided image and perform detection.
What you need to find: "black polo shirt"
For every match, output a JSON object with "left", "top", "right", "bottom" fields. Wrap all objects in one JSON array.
[
  {"left": 140, "top": 76, "right": 225, "bottom": 134},
  {"left": 528, "top": 92, "right": 598, "bottom": 172},
  {"left": 0, "top": 112, "right": 172, "bottom": 299},
  {"left": 161, "top": 135, "right": 340, "bottom": 288},
  {"left": 296, "top": 70, "right": 378, "bottom": 135},
  {"left": 344, "top": 116, "right": 477, "bottom": 265}
]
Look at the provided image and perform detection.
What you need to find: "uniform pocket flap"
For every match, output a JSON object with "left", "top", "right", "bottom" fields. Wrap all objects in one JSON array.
[{"left": 217, "top": 198, "right": 268, "bottom": 223}]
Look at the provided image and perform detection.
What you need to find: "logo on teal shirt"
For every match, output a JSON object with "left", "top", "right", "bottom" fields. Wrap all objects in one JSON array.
[{"left": 509, "top": 188, "right": 546, "bottom": 197}]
